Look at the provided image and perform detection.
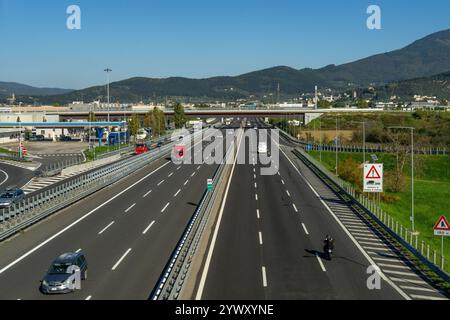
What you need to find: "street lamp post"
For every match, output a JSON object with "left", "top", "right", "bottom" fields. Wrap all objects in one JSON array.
[
  {"left": 335, "top": 117, "right": 339, "bottom": 176},
  {"left": 352, "top": 121, "right": 366, "bottom": 164},
  {"left": 389, "top": 126, "right": 416, "bottom": 232},
  {"left": 104, "top": 68, "right": 112, "bottom": 123}
]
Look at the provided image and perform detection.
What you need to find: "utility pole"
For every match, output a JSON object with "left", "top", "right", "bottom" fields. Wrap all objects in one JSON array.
[
  {"left": 389, "top": 126, "right": 416, "bottom": 232},
  {"left": 336, "top": 117, "right": 339, "bottom": 176},
  {"left": 104, "top": 68, "right": 112, "bottom": 123},
  {"left": 315, "top": 85, "right": 318, "bottom": 110}
]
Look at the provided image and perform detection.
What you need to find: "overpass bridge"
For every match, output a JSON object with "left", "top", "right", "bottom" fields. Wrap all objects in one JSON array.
[
  {"left": 46, "top": 108, "right": 384, "bottom": 122},
  {"left": 0, "top": 121, "right": 126, "bottom": 129}
]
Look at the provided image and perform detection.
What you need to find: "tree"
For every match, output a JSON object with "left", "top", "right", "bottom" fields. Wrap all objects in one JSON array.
[
  {"left": 128, "top": 114, "right": 140, "bottom": 141},
  {"left": 357, "top": 99, "right": 369, "bottom": 109},
  {"left": 173, "top": 103, "right": 187, "bottom": 129},
  {"left": 88, "top": 112, "right": 97, "bottom": 122},
  {"left": 151, "top": 107, "right": 166, "bottom": 137},
  {"left": 317, "top": 100, "right": 331, "bottom": 109}
]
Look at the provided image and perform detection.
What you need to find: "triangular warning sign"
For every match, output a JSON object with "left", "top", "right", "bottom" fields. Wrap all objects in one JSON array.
[
  {"left": 434, "top": 216, "right": 450, "bottom": 231},
  {"left": 366, "top": 165, "right": 381, "bottom": 179}
]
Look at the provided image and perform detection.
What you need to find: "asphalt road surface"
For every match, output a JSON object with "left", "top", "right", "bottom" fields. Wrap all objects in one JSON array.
[
  {"left": 0, "top": 128, "right": 227, "bottom": 300},
  {"left": 196, "top": 127, "right": 405, "bottom": 300}
]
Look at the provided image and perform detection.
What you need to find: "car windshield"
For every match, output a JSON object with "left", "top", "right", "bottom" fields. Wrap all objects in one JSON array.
[
  {"left": 49, "top": 263, "right": 71, "bottom": 275},
  {"left": 0, "top": 192, "right": 14, "bottom": 199},
  {"left": 136, "top": 144, "right": 146, "bottom": 148}
]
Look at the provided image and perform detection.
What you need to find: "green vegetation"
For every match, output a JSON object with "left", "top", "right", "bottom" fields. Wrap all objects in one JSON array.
[
  {"left": 128, "top": 113, "right": 141, "bottom": 141},
  {"left": 317, "top": 100, "right": 331, "bottom": 109},
  {"left": 173, "top": 103, "right": 187, "bottom": 129},
  {"left": 84, "top": 144, "right": 126, "bottom": 161},
  {"left": 304, "top": 111, "right": 450, "bottom": 147},
  {"left": 308, "top": 150, "right": 450, "bottom": 264}
]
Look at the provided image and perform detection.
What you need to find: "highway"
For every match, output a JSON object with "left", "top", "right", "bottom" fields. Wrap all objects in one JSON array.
[
  {"left": 0, "top": 163, "right": 34, "bottom": 190},
  {"left": 0, "top": 120, "right": 447, "bottom": 301},
  {"left": 195, "top": 126, "right": 447, "bottom": 300},
  {"left": 0, "top": 128, "right": 226, "bottom": 300}
]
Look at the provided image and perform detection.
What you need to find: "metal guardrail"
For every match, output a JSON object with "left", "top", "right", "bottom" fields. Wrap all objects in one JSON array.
[
  {"left": 278, "top": 126, "right": 450, "bottom": 156},
  {"left": 0, "top": 142, "right": 176, "bottom": 242},
  {"left": 151, "top": 129, "right": 240, "bottom": 300},
  {"left": 292, "top": 147, "right": 450, "bottom": 282}
]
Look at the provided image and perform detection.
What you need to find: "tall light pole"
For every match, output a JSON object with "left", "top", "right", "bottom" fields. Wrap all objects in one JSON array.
[
  {"left": 389, "top": 126, "right": 415, "bottom": 232},
  {"left": 335, "top": 116, "right": 339, "bottom": 176},
  {"left": 104, "top": 68, "right": 112, "bottom": 123},
  {"left": 352, "top": 121, "right": 366, "bottom": 164}
]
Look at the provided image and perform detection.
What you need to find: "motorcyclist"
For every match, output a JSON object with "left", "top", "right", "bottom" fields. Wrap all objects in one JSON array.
[{"left": 324, "top": 235, "right": 334, "bottom": 251}]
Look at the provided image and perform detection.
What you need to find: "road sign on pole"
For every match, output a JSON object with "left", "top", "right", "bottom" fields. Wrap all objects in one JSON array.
[
  {"left": 207, "top": 179, "right": 213, "bottom": 192},
  {"left": 364, "top": 164, "right": 383, "bottom": 193},
  {"left": 434, "top": 216, "right": 450, "bottom": 236}
]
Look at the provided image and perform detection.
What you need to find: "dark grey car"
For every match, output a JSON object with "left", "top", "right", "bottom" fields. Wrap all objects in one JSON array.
[
  {"left": 0, "top": 187, "right": 25, "bottom": 208},
  {"left": 40, "top": 252, "right": 88, "bottom": 294}
]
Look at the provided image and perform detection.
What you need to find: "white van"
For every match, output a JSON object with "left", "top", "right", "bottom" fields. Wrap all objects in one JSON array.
[{"left": 258, "top": 142, "right": 268, "bottom": 154}]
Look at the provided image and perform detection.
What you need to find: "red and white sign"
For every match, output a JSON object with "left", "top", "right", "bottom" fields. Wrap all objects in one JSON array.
[
  {"left": 364, "top": 164, "right": 383, "bottom": 193},
  {"left": 434, "top": 216, "right": 450, "bottom": 236}
]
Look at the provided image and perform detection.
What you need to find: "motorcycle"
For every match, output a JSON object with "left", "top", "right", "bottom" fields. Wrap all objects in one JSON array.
[{"left": 323, "top": 243, "right": 333, "bottom": 261}]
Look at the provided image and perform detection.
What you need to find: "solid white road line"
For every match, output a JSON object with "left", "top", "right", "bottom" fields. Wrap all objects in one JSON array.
[
  {"left": 378, "top": 263, "right": 410, "bottom": 270},
  {"left": 98, "top": 221, "right": 115, "bottom": 235},
  {"left": 124, "top": 203, "right": 136, "bottom": 213},
  {"left": 174, "top": 189, "right": 181, "bottom": 197},
  {"left": 301, "top": 223, "right": 309, "bottom": 235},
  {"left": 143, "top": 190, "right": 152, "bottom": 198},
  {"left": 292, "top": 204, "right": 298, "bottom": 213},
  {"left": 143, "top": 221, "right": 155, "bottom": 235},
  {"left": 112, "top": 248, "right": 132, "bottom": 271},
  {"left": 258, "top": 232, "right": 263, "bottom": 245},
  {"left": 389, "top": 277, "right": 427, "bottom": 285},
  {"left": 262, "top": 267, "right": 268, "bottom": 287},
  {"left": 157, "top": 180, "right": 165, "bottom": 186},
  {"left": 410, "top": 294, "right": 447, "bottom": 301},
  {"left": 400, "top": 286, "right": 436, "bottom": 293},
  {"left": 161, "top": 202, "right": 170, "bottom": 213},
  {"left": 196, "top": 129, "right": 243, "bottom": 300},
  {"left": 256, "top": 209, "right": 260, "bottom": 219},
  {"left": 0, "top": 170, "right": 9, "bottom": 186},
  {"left": 276, "top": 145, "right": 411, "bottom": 300},
  {"left": 315, "top": 254, "right": 326, "bottom": 272},
  {"left": 0, "top": 161, "right": 170, "bottom": 276}
]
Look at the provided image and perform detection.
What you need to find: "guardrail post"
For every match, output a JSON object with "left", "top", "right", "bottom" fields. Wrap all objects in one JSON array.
[
  {"left": 441, "top": 256, "right": 445, "bottom": 270},
  {"left": 415, "top": 235, "right": 418, "bottom": 249},
  {"left": 434, "top": 250, "right": 437, "bottom": 265},
  {"left": 427, "top": 245, "right": 430, "bottom": 259},
  {"left": 421, "top": 241, "right": 424, "bottom": 255}
]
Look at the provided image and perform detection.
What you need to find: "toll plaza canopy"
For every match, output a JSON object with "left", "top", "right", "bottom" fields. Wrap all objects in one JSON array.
[{"left": 0, "top": 122, "right": 127, "bottom": 128}]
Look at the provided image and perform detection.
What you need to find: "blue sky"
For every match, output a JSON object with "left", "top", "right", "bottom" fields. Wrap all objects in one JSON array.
[{"left": 0, "top": 0, "right": 449, "bottom": 89}]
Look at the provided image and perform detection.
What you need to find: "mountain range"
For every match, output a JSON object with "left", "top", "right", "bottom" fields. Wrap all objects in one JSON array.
[
  {"left": 0, "top": 81, "right": 73, "bottom": 98},
  {"left": 3, "top": 28, "right": 450, "bottom": 104}
]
